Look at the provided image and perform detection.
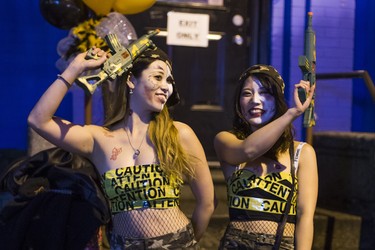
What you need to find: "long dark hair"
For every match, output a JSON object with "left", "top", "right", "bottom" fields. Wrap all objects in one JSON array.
[{"left": 231, "top": 66, "right": 294, "bottom": 160}]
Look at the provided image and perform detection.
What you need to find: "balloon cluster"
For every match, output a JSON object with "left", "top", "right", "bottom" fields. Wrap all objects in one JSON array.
[
  {"left": 39, "top": 0, "right": 156, "bottom": 72},
  {"left": 55, "top": 12, "right": 138, "bottom": 72},
  {"left": 40, "top": 0, "right": 156, "bottom": 30}
]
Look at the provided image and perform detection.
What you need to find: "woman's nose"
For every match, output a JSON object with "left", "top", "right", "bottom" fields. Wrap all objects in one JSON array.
[
  {"left": 252, "top": 92, "right": 262, "bottom": 103},
  {"left": 160, "top": 83, "right": 169, "bottom": 93}
]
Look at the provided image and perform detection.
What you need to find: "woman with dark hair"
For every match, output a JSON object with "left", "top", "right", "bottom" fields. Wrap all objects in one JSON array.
[
  {"left": 28, "top": 46, "right": 215, "bottom": 249},
  {"left": 214, "top": 65, "right": 318, "bottom": 249}
]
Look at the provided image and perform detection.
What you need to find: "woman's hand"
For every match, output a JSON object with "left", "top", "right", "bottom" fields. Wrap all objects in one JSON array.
[
  {"left": 66, "top": 47, "right": 108, "bottom": 78},
  {"left": 293, "top": 80, "right": 316, "bottom": 114}
]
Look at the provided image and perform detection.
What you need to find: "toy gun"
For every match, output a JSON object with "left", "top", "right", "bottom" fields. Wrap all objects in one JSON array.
[
  {"left": 298, "top": 12, "right": 316, "bottom": 127},
  {"left": 76, "top": 29, "right": 160, "bottom": 95}
]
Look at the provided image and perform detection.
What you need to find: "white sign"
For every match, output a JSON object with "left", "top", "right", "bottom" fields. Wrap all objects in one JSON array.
[{"left": 167, "top": 12, "right": 210, "bottom": 48}]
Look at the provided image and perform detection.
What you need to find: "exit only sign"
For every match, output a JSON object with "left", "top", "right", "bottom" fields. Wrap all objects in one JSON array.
[{"left": 167, "top": 11, "right": 210, "bottom": 48}]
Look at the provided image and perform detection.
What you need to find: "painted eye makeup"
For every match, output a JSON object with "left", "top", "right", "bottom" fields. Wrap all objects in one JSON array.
[
  {"left": 154, "top": 75, "right": 163, "bottom": 81},
  {"left": 166, "top": 76, "right": 175, "bottom": 85},
  {"left": 259, "top": 89, "right": 271, "bottom": 95},
  {"left": 146, "top": 74, "right": 160, "bottom": 89}
]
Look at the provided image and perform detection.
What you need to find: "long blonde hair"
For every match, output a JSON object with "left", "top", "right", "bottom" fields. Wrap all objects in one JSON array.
[
  {"left": 102, "top": 52, "right": 195, "bottom": 182},
  {"left": 149, "top": 108, "right": 195, "bottom": 182}
]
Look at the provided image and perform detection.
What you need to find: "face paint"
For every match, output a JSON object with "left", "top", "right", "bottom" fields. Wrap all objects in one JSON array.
[
  {"left": 144, "top": 63, "right": 173, "bottom": 93},
  {"left": 240, "top": 76, "right": 276, "bottom": 130},
  {"left": 132, "top": 60, "right": 174, "bottom": 112},
  {"left": 135, "top": 47, "right": 180, "bottom": 106},
  {"left": 147, "top": 75, "right": 159, "bottom": 90}
]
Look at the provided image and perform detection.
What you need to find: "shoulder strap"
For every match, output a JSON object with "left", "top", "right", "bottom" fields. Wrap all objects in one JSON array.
[
  {"left": 273, "top": 143, "right": 295, "bottom": 250},
  {"left": 293, "top": 142, "right": 306, "bottom": 173}
]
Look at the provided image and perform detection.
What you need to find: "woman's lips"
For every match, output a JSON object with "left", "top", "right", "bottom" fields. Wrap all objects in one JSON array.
[{"left": 248, "top": 108, "right": 264, "bottom": 118}]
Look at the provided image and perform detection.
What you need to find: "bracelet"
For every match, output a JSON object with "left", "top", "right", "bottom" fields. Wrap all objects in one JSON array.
[{"left": 57, "top": 74, "right": 72, "bottom": 89}]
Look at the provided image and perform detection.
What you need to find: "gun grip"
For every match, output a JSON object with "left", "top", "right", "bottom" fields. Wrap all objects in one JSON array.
[
  {"left": 76, "top": 72, "right": 107, "bottom": 95},
  {"left": 298, "top": 87, "right": 307, "bottom": 104}
]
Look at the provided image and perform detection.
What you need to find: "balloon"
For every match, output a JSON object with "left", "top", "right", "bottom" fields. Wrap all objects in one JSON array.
[
  {"left": 82, "top": 0, "right": 116, "bottom": 16},
  {"left": 95, "top": 12, "right": 138, "bottom": 47},
  {"left": 113, "top": 0, "right": 156, "bottom": 15},
  {"left": 39, "top": 0, "right": 90, "bottom": 30},
  {"left": 56, "top": 12, "right": 138, "bottom": 72}
]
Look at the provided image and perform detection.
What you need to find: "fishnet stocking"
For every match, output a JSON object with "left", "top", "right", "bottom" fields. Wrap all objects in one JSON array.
[
  {"left": 112, "top": 207, "right": 190, "bottom": 238},
  {"left": 231, "top": 220, "right": 295, "bottom": 237}
]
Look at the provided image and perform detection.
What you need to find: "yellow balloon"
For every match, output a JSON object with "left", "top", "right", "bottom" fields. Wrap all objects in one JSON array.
[
  {"left": 113, "top": 0, "right": 156, "bottom": 15},
  {"left": 83, "top": 0, "right": 116, "bottom": 15}
]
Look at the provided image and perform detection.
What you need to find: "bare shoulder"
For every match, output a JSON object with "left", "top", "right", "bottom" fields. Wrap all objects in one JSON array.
[
  {"left": 299, "top": 142, "right": 316, "bottom": 156},
  {"left": 85, "top": 124, "right": 115, "bottom": 139},
  {"left": 295, "top": 141, "right": 317, "bottom": 166},
  {"left": 173, "top": 121, "right": 195, "bottom": 137},
  {"left": 173, "top": 121, "right": 203, "bottom": 150},
  {"left": 84, "top": 124, "right": 104, "bottom": 130},
  {"left": 84, "top": 124, "right": 107, "bottom": 133},
  {"left": 173, "top": 121, "right": 206, "bottom": 157},
  {"left": 214, "top": 130, "right": 235, "bottom": 142},
  {"left": 214, "top": 131, "right": 240, "bottom": 152}
]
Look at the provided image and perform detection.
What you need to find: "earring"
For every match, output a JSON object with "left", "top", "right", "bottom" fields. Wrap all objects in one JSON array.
[{"left": 129, "top": 88, "right": 134, "bottom": 95}]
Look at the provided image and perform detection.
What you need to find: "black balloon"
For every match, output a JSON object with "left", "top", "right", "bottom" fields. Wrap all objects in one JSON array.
[{"left": 39, "top": 0, "right": 91, "bottom": 30}]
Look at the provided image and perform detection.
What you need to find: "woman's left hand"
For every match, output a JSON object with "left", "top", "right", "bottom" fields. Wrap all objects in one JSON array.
[{"left": 293, "top": 80, "right": 316, "bottom": 114}]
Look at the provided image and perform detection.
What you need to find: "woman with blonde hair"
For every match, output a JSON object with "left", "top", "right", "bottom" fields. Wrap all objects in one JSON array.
[{"left": 28, "top": 46, "right": 215, "bottom": 249}]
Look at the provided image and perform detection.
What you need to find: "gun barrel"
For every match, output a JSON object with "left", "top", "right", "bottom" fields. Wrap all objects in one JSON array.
[
  {"left": 307, "top": 12, "right": 313, "bottom": 25},
  {"left": 300, "top": 12, "right": 316, "bottom": 128},
  {"left": 147, "top": 29, "right": 160, "bottom": 38},
  {"left": 305, "top": 13, "right": 316, "bottom": 64},
  {"left": 127, "top": 30, "right": 159, "bottom": 60}
]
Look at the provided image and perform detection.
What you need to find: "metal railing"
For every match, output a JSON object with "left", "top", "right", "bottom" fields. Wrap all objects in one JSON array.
[{"left": 316, "top": 70, "right": 375, "bottom": 102}]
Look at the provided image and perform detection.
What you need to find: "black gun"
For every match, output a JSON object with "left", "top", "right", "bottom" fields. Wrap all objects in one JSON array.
[{"left": 298, "top": 12, "right": 316, "bottom": 127}]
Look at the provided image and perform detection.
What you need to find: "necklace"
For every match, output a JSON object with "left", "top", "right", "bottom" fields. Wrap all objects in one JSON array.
[{"left": 124, "top": 127, "right": 147, "bottom": 159}]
